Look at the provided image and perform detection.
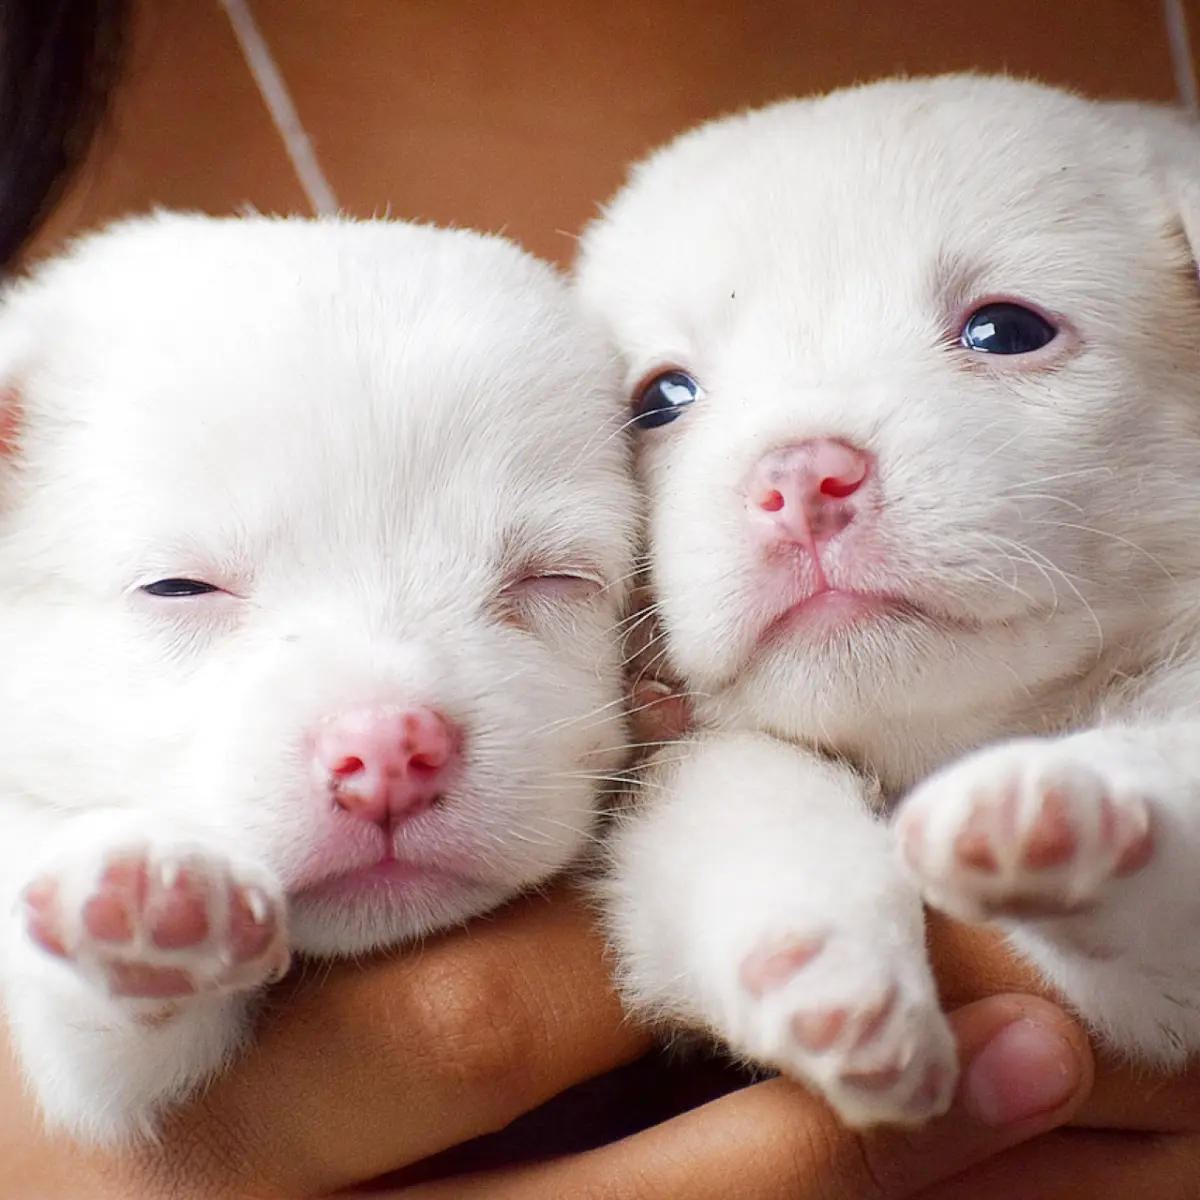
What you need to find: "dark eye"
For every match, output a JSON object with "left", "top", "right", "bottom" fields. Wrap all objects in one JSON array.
[
  {"left": 140, "top": 579, "right": 221, "bottom": 598},
  {"left": 960, "top": 303, "right": 1057, "bottom": 355},
  {"left": 633, "top": 370, "right": 700, "bottom": 429}
]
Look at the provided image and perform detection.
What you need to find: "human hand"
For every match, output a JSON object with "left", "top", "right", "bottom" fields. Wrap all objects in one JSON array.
[
  {"left": 622, "top": 669, "right": 1200, "bottom": 1196},
  {"left": 912, "top": 913, "right": 1200, "bottom": 1198},
  {"left": 384, "top": 912, "right": 1200, "bottom": 1199},
  {"left": 378, "top": 985, "right": 1094, "bottom": 1199},
  {"left": 0, "top": 890, "right": 1191, "bottom": 1200},
  {"left": 2, "top": 900, "right": 1092, "bottom": 1200},
  {"left": 0, "top": 885, "right": 651, "bottom": 1199}
]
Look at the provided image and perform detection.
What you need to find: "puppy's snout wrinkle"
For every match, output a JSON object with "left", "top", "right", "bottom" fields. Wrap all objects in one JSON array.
[
  {"left": 746, "top": 438, "right": 873, "bottom": 548},
  {"left": 314, "top": 706, "right": 460, "bottom": 826}
]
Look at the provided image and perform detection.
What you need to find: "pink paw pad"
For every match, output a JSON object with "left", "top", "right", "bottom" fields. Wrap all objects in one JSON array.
[
  {"left": 730, "top": 923, "right": 956, "bottom": 1126},
  {"left": 790, "top": 1007, "right": 848, "bottom": 1053},
  {"left": 23, "top": 879, "right": 68, "bottom": 958},
  {"left": 791, "top": 985, "right": 898, "bottom": 1058},
  {"left": 107, "top": 962, "right": 197, "bottom": 1000},
  {"left": 902, "top": 759, "right": 1158, "bottom": 923},
  {"left": 739, "top": 935, "right": 825, "bottom": 998},
  {"left": 1101, "top": 797, "right": 1155, "bottom": 877},
  {"left": 1017, "top": 789, "right": 1078, "bottom": 869},
  {"left": 949, "top": 788, "right": 1152, "bottom": 886},
  {"left": 22, "top": 849, "right": 286, "bottom": 1001},
  {"left": 904, "top": 1060, "right": 955, "bottom": 1115},
  {"left": 949, "top": 784, "right": 1085, "bottom": 876},
  {"left": 82, "top": 857, "right": 214, "bottom": 949}
]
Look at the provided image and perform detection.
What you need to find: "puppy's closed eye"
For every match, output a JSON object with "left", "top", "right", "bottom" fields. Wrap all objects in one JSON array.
[
  {"left": 496, "top": 568, "right": 605, "bottom": 634},
  {"left": 139, "top": 578, "right": 225, "bottom": 598},
  {"left": 133, "top": 575, "right": 244, "bottom": 659}
]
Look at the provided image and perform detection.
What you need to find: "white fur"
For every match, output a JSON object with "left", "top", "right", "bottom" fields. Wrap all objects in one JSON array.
[
  {"left": 0, "top": 212, "right": 638, "bottom": 1143},
  {"left": 575, "top": 74, "right": 1200, "bottom": 1125}
]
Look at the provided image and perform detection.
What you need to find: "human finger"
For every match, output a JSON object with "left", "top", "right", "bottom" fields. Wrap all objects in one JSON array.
[
  {"left": 913, "top": 1126, "right": 1200, "bottom": 1199},
  {"left": 927, "top": 910, "right": 1200, "bottom": 1133},
  {"left": 145, "top": 886, "right": 651, "bottom": 1197},
  {"left": 390, "top": 993, "right": 1093, "bottom": 1200}
]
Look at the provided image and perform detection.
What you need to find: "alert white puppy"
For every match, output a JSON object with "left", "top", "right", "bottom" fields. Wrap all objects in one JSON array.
[
  {"left": 575, "top": 74, "right": 1200, "bottom": 1126},
  {"left": 0, "top": 213, "right": 638, "bottom": 1143}
]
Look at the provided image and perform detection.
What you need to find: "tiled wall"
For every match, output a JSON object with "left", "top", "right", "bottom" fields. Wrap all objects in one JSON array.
[{"left": 35, "top": 0, "right": 1197, "bottom": 266}]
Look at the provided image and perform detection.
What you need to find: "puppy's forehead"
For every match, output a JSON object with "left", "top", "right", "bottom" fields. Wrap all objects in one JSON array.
[
  {"left": 14, "top": 216, "right": 627, "bottom": 577},
  {"left": 86, "top": 290, "right": 586, "bottom": 503},
  {"left": 588, "top": 77, "right": 1176, "bottom": 363}
]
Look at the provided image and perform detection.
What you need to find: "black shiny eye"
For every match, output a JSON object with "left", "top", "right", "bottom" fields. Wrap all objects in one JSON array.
[
  {"left": 960, "top": 303, "right": 1057, "bottom": 355},
  {"left": 633, "top": 370, "right": 700, "bottom": 429},
  {"left": 140, "top": 579, "right": 221, "bottom": 597}
]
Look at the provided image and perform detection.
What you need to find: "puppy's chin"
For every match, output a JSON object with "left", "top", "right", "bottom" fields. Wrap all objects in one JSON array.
[
  {"left": 694, "top": 606, "right": 949, "bottom": 709},
  {"left": 660, "top": 563, "right": 1035, "bottom": 703},
  {"left": 690, "top": 597, "right": 1107, "bottom": 768},
  {"left": 288, "top": 876, "right": 517, "bottom": 957}
]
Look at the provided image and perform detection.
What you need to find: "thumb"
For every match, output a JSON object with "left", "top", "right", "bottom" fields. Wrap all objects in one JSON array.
[
  {"left": 394, "top": 993, "right": 1094, "bottom": 1200},
  {"left": 845, "top": 992, "right": 1096, "bottom": 1198}
]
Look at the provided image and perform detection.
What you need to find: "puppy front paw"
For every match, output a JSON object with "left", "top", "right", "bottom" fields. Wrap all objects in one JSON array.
[
  {"left": 22, "top": 841, "right": 289, "bottom": 1004},
  {"left": 724, "top": 922, "right": 956, "bottom": 1127},
  {"left": 896, "top": 736, "right": 1155, "bottom": 922}
]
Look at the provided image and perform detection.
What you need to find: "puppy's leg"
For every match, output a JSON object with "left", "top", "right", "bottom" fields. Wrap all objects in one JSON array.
[
  {"left": 603, "top": 731, "right": 956, "bottom": 1127},
  {"left": 896, "top": 722, "right": 1200, "bottom": 1061},
  {"left": 2, "top": 808, "right": 288, "bottom": 1145}
]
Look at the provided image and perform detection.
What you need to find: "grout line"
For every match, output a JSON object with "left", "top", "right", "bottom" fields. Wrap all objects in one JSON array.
[
  {"left": 1164, "top": 0, "right": 1199, "bottom": 113},
  {"left": 217, "top": 0, "right": 340, "bottom": 215}
]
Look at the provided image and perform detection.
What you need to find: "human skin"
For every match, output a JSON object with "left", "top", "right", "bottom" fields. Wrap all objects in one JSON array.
[{"left": 0, "top": 890, "right": 1197, "bottom": 1200}]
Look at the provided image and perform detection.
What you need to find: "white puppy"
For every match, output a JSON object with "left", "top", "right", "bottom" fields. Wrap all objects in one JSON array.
[
  {"left": 0, "top": 212, "right": 638, "bottom": 1144},
  {"left": 575, "top": 74, "right": 1200, "bottom": 1127}
]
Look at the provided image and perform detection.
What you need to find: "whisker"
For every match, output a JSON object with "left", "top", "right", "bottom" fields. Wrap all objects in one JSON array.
[
  {"left": 568, "top": 407, "right": 649, "bottom": 473},
  {"left": 953, "top": 418, "right": 1008, "bottom": 456},
  {"left": 1002, "top": 491, "right": 1086, "bottom": 516},
  {"left": 1028, "top": 519, "right": 1177, "bottom": 583},
  {"left": 987, "top": 532, "right": 1105, "bottom": 658},
  {"left": 596, "top": 566, "right": 651, "bottom": 599},
  {"left": 613, "top": 615, "right": 660, "bottom": 641},
  {"left": 1000, "top": 465, "right": 1115, "bottom": 494},
  {"left": 524, "top": 695, "right": 631, "bottom": 737},
  {"left": 971, "top": 429, "right": 1027, "bottom": 469}
]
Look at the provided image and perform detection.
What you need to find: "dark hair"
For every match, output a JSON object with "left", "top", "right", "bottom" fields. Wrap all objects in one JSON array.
[{"left": 0, "top": 0, "right": 132, "bottom": 271}]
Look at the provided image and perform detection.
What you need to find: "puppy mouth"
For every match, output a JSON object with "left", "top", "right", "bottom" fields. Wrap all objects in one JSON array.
[
  {"left": 289, "top": 815, "right": 494, "bottom": 904},
  {"left": 293, "top": 851, "right": 486, "bottom": 905},
  {"left": 758, "top": 587, "right": 911, "bottom": 644},
  {"left": 753, "top": 585, "right": 977, "bottom": 651}
]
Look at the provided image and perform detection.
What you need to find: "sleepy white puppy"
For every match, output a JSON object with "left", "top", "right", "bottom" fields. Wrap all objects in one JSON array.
[
  {"left": 575, "top": 74, "right": 1200, "bottom": 1127},
  {"left": 0, "top": 212, "right": 638, "bottom": 1144}
]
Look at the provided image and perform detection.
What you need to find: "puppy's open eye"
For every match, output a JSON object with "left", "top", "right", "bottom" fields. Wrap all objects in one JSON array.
[
  {"left": 633, "top": 370, "right": 700, "bottom": 429},
  {"left": 140, "top": 579, "right": 223, "bottom": 598},
  {"left": 960, "top": 303, "right": 1057, "bottom": 355}
]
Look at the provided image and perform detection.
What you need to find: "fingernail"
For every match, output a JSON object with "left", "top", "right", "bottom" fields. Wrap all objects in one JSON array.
[{"left": 964, "top": 1017, "right": 1083, "bottom": 1127}]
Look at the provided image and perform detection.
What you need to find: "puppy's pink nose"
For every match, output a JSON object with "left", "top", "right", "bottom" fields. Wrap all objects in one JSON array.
[
  {"left": 747, "top": 438, "right": 872, "bottom": 546},
  {"left": 315, "top": 707, "right": 459, "bottom": 826}
]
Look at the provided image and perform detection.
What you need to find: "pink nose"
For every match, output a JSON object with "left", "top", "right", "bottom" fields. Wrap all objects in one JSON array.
[
  {"left": 314, "top": 707, "right": 460, "bottom": 826},
  {"left": 746, "top": 438, "right": 872, "bottom": 546}
]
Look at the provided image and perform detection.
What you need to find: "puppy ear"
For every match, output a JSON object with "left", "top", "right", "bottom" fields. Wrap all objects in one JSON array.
[
  {"left": 1158, "top": 116, "right": 1200, "bottom": 258},
  {"left": 1112, "top": 101, "right": 1200, "bottom": 260}
]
